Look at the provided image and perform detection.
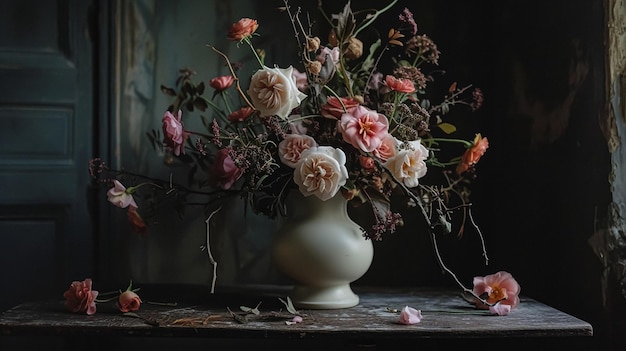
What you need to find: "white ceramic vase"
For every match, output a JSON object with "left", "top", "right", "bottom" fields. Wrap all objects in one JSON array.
[{"left": 272, "top": 192, "right": 374, "bottom": 309}]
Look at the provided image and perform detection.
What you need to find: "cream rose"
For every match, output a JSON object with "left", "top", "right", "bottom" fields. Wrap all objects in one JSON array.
[
  {"left": 383, "top": 139, "right": 429, "bottom": 188},
  {"left": 247, "top": 65, "right": 307, "bottom": 119},
  {"left": 293, "top": 146, "right": 348, "bottom": 201}
]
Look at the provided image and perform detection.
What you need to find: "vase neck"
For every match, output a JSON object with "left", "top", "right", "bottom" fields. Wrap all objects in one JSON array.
[{"left": 286, "top": 192, "right": 348, "bottom": 218}]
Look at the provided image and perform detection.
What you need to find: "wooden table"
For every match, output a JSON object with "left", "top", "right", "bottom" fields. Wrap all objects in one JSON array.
[{"left": 0, "top": 285, "right": 593, "bottom": 350}]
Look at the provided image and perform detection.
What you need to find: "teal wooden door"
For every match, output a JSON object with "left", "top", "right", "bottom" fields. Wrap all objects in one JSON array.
[{"left": 0, "top": 0, "right": 97, "bottom": 311}]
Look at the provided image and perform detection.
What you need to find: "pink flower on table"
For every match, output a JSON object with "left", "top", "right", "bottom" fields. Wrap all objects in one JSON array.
[
  {"left": 162, "top": 110, "right": 189, "bottom": 156},
  {"left": 385, "top": 75, "right": 416, "bottom": 94},
  {"left": 398, "top": 306, "right": 422, "bottom": 325},
  {"left": 209, "top": 75, "right": 234, "bottom": 92},
  {"left": 489, "top": 303, "right": 512, "bottom": 316},
  {"left": 472, "top": 271, "right": 521, "bottom": 312},
  {"left": 107, "top": 180, "right": 138, "bottom": 209},
  {"left": 63, "top": 278, "right": 99, "bottom": 315},
  {"left": 278, "top": 134, "right": 317, "bottom": 168},
  {"left": 320, "top": 96, "right": 359, "bottom": 119},
  {"left": 209, "top": 148, "right": 243, "bottom": 190},
  {"left": 117, "top": 290, "right": 142, "bottom": 313},
  {"left": 338, "top": 105, "right": 389, "bottom": 153}
]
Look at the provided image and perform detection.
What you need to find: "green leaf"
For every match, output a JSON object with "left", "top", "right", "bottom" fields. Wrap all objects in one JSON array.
[
  {"left": 279, "top": 296, "right": 299, "bottom": 315},
  {"left": 438, "top": 122, "right": 457, "bottom": 134}
]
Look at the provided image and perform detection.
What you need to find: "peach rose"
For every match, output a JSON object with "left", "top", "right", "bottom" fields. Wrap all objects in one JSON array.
[
  {"left": 227, "top": 18, "right": 258, "bottom": 42},
  {"left": 63, "top": 278, "right": 99, "bottom": 315},
  {"left": 373, "top": 134, "right": 396, "bottom": 161},
  {"left": 117, "top": 290, "right": 142, "bottom": 313},
  {"left": 293, "top": 146, "right": 349, "bottom": 201},
  {"left": 247, "top": 66, "right": 307, "bottom": 119},
  {"left": 278, "top": 134, "right": 317, "bottom": 168}
]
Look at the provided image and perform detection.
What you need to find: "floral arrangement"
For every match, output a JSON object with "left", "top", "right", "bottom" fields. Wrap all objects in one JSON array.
[{"left": 88, "top": 0, "right": 519, "bottom": 315}]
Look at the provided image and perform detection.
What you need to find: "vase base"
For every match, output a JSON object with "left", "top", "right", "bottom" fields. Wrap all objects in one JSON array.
[{"left": 289, "top": 284, "right": 359, "bottom": 309}]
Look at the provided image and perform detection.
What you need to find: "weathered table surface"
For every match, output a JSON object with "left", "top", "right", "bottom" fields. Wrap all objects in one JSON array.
[{"left": 0, "top": 285, "right": 592, "bottom": 343}]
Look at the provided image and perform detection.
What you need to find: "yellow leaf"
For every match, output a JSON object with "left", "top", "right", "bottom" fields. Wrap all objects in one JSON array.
[{"left": 438, "top": 122, "right": 457, "bottom": 134}]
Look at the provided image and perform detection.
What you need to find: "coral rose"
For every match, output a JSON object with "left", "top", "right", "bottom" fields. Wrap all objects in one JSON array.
[
  {"left": 385, "top": 75, "right": 416, "bottom": 93},
  {"left": 456, "top": 133, "right": 489, "bottom": 174},
  {"left": 320, "top": 96, "right": 359, "bottom": 119},
  {"left": 63, "top": 278, "right": 99, "bottom": 315},
  {"left": 117, "top": 290, "right": 142, "bottom": 313},
  {"left": 247, "top": 66, "right": 307, "bottom": 119},
  {"left": 227, "top": 18, "right": 258, "bottom": 42},
  {"left": 209, "top": 75, "right": 234, "bottom": 92}
]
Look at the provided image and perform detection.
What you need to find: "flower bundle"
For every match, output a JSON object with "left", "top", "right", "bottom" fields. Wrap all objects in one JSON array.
[{"left": 90, "top": 0, "right": 496, "bottom": 299}]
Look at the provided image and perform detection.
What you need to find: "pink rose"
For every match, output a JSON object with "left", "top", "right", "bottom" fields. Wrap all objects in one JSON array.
[
  {"left": 63, "top": 278, "right": 99, "bottom": 315},
  {"left": 373, "top": 134, "right": 396, "bottom": 161},
  {"left": 162, "top": 110, "right": 189, "bottom": 156},
  {"left": 247, "top": 65, "right": 307, "bottom": 119},
  {"left": 209, "top": 148, "right": 243, "bottom": 190},
  {"left": 489, "top": 303, "right": 512, "bottom": 316},
  {"left": 107, "top": 180, "right": 138, "bottom": 209},
  {"left": 398, "top": 306, "right": 422, "bottom": 325},
  {"left": 338, "top": 105, "right": 389, "bottom": 152},
  {"left": 278, "top": 134, "right": 317, "bottom": 168},
  {"left": 117, "top": 290, "right": 142, "bottom": 313},
  {"left": 472, "top": 271, "right": 521, "bottom": 311},
  {"left": 209, "top": 75, "right": 234, "bottom": 92},
  {"left": 293, "top": 146, "right": 348, "bottom": 201}
]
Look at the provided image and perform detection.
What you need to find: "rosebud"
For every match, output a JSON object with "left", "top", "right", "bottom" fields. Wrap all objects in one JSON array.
[
  {"left": 343, "top": 37, "right": 363, "bottom": 60},
  {"left": 306, "top": 36, "right": 321, "bottom": 52}
]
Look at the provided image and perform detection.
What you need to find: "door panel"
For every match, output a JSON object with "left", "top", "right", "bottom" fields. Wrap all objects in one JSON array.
[{"left": 0, "top": 0, "right": 95, "bottom": 311}]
